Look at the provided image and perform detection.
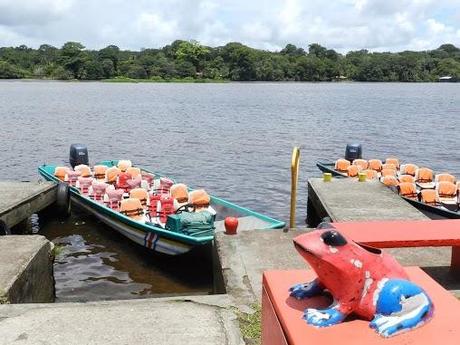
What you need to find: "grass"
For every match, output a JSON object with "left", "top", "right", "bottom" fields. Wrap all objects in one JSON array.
[
  {"left": 238, "top": 304, "right": 262, "bottom": 345},
  {"left": 51, "top": 244, "right": 65, "bottom": 257},
  {"left": 102, "top": 76, "right": 228, "bottom": 83}
]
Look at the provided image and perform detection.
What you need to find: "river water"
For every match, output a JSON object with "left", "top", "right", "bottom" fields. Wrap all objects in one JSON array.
[{"left": 1, "top": 80, "right": 459, "bottom": 301}]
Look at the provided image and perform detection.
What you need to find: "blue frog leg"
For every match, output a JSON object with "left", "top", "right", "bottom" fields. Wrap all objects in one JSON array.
[
  {"left": 303, "top": 303, "right": 346, "bottom": 327},
  {"left": 370, "top": 279, "right": 433, "bottom": 337},
  {"left": 289, "top": 278, "right": 324, "bottom": 300}
]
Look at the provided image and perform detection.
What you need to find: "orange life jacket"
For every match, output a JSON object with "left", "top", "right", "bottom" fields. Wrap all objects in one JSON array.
[
  {"left": 93, "top": 165, "right": 107, "bottom": 180},
  {"left": 415, "top": 168, "right": 433, "bottom": 183},
  {"left": 127, "top": 167, "right": 141, "bottom": 179},
  {"left": 435, "top": 173, "right": 456, "bottom": 184},
  {"left": 385, "top": 157, "right": 400, "bottom": 169},
  {"left": 335, "top": 159, "right": 350, "bottom": 172},
  {"left": 381, "top": 168, "right": 397, "bottom": 178},
  {"left": 171, "top": 183, "right": 189, "bottom": 204},
  {"left": 129, "top": 188, "right": 149, "bottom": 208},
  {"left": 401, "top": 164, "right": 418, "bottom": 176},
  {"left": 347, "top": 165, "right": 359, "bottom": 177},
  {"left": 437, "top": 181, "right": 457, "bottom": 198},
  {"left": 382, "top": 163, "right": 397, "bottom": 171},
  {"left": 54, "top": 167, "right": 68, "bottom": 181},
  {"left": 398, "top": 182, "right": 417, "bottom": 199},
  {"left": 368, "top": 159, "right": 382, "bottom": 172},
  {"left": 382, "top": 176, "right": 398, "bottom": 187},
  {"left": 420, "top": 189, "right": 439, "bottom": 205},
  {"left": 399, "top": 174, "right": 415, "bottom": 184},
  {"left": 353, "top": 159, "right": 368, "bottom": 170},
  {"left": 106, "top": 167, "right": 121, "bottom": 184},
  {"left": 120, "top": 198, "right": 144, "bottom": 221}
]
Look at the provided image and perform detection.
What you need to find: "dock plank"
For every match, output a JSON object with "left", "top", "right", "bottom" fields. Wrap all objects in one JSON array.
[
  {"left": 308, "top": 178, "right": 428, "bottom": 223},
  {"left": 0, "top": 181, "right": 56, "bottom": 228}
]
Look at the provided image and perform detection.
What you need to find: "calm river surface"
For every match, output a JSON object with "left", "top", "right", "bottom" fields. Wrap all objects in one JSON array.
[{"left": 1, "top": 81, "right": 459, "bottom": 301}]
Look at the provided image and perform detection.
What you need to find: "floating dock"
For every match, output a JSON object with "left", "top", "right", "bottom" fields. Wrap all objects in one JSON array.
[
  {"left": 0, "top": 181, "right": 56, "bottom": 229},
  {"left": 307, "top": 178, "right": 428, "bottom": 225}
]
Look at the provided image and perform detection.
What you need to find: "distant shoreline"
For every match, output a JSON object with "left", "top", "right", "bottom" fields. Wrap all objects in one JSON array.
[{"left": 0, "top": 78, "right": 457, "bottom": 83}]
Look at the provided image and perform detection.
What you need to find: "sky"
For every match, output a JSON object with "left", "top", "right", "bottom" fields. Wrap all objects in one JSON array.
[{"left": 0, "top": 0, "right": 459, "bottom": 53}]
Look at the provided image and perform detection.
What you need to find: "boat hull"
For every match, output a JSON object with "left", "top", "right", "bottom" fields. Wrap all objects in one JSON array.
[
  {"left": 39, "top": 161, "right": 285, "bottom": 255},
  {"left": 316, "top": 161, "right": 460, "bottom": 219}
]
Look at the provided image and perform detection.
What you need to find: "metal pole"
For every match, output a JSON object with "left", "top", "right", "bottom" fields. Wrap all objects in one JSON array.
[{"left": 290, "top": 147, "right": 300, "bottom": 229}]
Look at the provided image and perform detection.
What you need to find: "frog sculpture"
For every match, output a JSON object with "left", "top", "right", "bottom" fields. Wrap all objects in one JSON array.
[{"left": 289, "top": 225, "right": 433, "bottom": 337}]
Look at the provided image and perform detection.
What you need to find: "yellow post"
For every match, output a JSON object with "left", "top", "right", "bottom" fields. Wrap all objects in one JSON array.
[{"left": 290, "top": 147, "right": 300, "bottom": 229}]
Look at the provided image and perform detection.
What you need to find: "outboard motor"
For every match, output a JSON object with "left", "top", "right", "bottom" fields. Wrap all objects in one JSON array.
[
  {"left": 345, "top": 144, "right": 362, "bottom": 162},
  {"left": 69, "top": 144, "right": 89, "bottom": 168}
]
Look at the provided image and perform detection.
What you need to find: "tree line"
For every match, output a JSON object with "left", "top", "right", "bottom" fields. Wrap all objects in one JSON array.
[{"left": 0, "top": 40, "right": 459, "bottom": 82}]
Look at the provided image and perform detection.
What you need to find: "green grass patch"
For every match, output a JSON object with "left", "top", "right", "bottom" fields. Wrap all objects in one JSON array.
[
  {"left": 238, "top": 304, "right": 262, "bottom": 345},
  {"left": 51, "top": 244, "right": 65, "bottom": 257}
]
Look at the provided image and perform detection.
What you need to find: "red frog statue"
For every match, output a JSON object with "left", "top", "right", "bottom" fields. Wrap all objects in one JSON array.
[{"left": 289, "top": 224, "right": 433, "bottom": 337}]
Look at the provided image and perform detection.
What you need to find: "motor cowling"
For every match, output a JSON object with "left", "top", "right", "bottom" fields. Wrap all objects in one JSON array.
[
  {"left": 69, "top": 144, "right": 89, "bottom": 168},
  {"left": 345, "top": 144, "right": 362, "bottom": 162}
]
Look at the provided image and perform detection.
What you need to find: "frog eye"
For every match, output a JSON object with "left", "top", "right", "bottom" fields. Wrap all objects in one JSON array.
[{"left": 321, "top": 230, "right": 347, "bottom": 247}]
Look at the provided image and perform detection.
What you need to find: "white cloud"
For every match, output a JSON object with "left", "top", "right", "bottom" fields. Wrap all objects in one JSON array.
[{"left": 0, "top": 0, "right": 458, "bottom": 52}]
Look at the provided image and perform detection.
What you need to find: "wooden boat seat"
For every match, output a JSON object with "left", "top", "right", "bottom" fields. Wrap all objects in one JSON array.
[
  {"left": 262, "top": 267, "right": 460, "bottom": 345},
  {"left": 333, "top": 219, "right": 460, "bottom": 273}
]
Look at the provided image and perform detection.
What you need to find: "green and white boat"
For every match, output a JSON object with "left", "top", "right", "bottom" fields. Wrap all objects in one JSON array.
[{"left": 39, "top": 159, "right": 285, "bottom": 256}]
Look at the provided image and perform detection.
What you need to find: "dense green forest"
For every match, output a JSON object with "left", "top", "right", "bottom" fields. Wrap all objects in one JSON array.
[{"left": 0, "top": 40, "right": 459, "bottom": 82}]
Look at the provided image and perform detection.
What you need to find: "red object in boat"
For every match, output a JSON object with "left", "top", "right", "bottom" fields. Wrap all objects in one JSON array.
[
  {"left": 159, "top": 194, "right": 174, "bottom": 223},
  {"left": 224, "top": 217, "right": 239, "bottom": 235},
  {"left": 117, "top": 172, "right": 132, "bottom": 191}
]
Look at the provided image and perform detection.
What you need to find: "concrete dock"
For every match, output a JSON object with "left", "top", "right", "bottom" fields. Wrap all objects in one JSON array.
[
  {"left": 0, "top": 181, "right": 56, "bottom": 230},
  {"left": 307, "top": 177, "right": 428, "bottom": 225},
  {"left": 0, "top": 295, "right": 243, "bottom": 345},
  {"left": 0, "top": 235, "right": 54, "bottom": 303}
]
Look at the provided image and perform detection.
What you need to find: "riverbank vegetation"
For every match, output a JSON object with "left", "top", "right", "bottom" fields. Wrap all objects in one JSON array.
[{"left": 0, "top": 40, "right": 459, "bottom": 82}]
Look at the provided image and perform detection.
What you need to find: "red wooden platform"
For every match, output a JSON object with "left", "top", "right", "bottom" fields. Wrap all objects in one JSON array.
[
  {"left": 262, "top": 268, "right": 460, "bottom": 345},
  {"left": 332, "top": 219, "right": 460, "bottom": 271}
]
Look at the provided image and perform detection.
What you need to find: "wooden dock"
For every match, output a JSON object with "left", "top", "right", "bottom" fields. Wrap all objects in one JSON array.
[
  {"left": 307, "top": 178, "right": 428, "bottom": 226},
  {"left": 0, "top": 181, "right": 56, "bottom": 229}
]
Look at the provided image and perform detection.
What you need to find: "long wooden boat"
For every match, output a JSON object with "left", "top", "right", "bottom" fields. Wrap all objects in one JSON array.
[
  {"left": 316, "top": 160, "right": 460, "bottom": 219},
  {"left": 39, "top": 160, "right": 285, "bottom": 255}
]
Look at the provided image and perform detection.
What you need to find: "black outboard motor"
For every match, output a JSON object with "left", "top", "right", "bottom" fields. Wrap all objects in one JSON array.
[
  {"left": 345, "top": 143, "right": 362, "bottom": 162},
  {"left": 69, "top": 144, "right": 89, "bottom": 168}
]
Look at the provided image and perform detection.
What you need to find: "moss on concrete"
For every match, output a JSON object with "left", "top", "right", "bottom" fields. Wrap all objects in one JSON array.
[{"left": 237, "top": 304, "right": 261, "bottom": 345}]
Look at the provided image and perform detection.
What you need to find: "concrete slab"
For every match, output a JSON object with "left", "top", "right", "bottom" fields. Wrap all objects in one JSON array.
[
  {"left": 307, "top": 178, "right": 428, "bottom": 224},
  {"left": 0, "top": 295, "right": 243, "bottom": 345},
  {"left": 215, "top": 228, "right": 458, "bottom": 308},
  {"left": 0, "top": 181, "right": 56, "bottom": 228},
  {"left": 0, "top": 235, "right": 54, "bottom": 303}
]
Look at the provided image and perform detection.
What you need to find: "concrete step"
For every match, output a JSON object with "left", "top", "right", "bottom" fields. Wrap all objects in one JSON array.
[{"left": 0, "top": 295, "right": 243, "bottom": 345}]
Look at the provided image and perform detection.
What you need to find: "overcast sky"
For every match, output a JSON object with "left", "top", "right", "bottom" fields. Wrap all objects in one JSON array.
[{"left": 0, "top": 0, "right": 459, "bottom": 52}]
